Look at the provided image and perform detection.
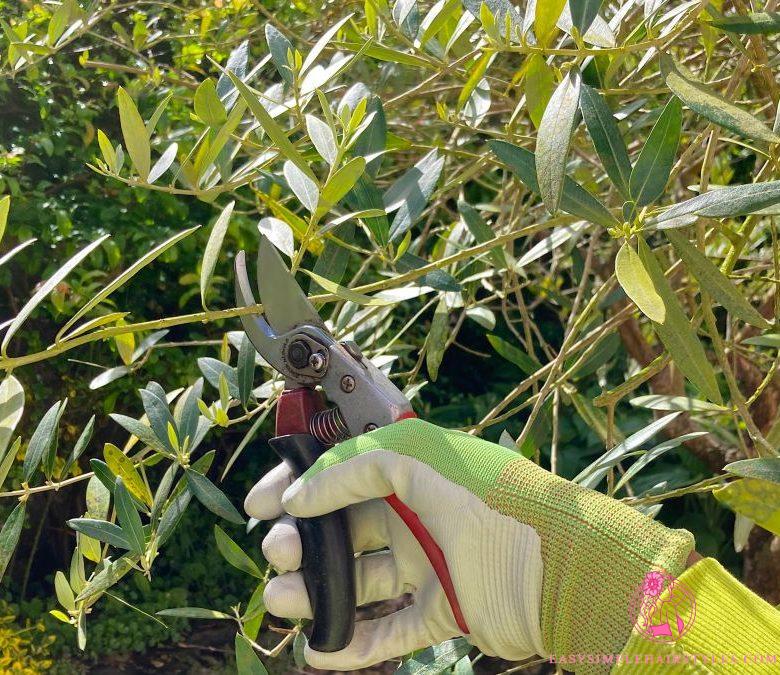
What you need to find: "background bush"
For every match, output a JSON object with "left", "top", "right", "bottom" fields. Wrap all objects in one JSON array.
[{"left": 1, "top": 0, "right": 779, "bottom": 672}]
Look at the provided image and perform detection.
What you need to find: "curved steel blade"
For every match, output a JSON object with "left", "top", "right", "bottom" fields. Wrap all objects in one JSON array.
[
  {"left": 234, "top": 249, "right": 286, "bottom": 372},
  {"left": 256, "top": 236, "right": 327, "bottom": 334}
]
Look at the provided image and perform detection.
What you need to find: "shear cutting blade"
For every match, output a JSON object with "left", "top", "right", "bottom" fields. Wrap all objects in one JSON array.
[{"left": 256, "top": 236, "right": 327, "bottom": 335}]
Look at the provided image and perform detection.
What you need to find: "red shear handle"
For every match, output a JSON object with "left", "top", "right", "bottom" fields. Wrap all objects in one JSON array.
[{"left": 384, "top": 494, "right": 470, "bottom": 634}]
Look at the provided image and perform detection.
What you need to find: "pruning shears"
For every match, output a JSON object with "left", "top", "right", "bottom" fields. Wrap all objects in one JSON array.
[{"left": 234, "top": 237, "right": 468, "bottom": 652}]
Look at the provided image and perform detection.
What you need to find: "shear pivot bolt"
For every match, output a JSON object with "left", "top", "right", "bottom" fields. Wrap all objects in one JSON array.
[
  {"left": 309, "top": 352, "right": 326, "bottom": 372},
  {"left": 340, "top": 375, "right": 356, "bottom": 393},
  {"left": 364, "top": 423, "right": 378, "bottom": 433},
  {"left": 288, "top": 340, "right": 311, "bottom": 369}
]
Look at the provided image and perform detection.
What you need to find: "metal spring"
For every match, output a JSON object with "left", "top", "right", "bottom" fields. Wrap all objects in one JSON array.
[{"left": 309, "top": 407, "right": 350, "bottom": 445}]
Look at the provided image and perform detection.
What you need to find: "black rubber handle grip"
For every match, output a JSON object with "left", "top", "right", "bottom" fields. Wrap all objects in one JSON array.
[{"left": 268, "top": 434, "right": 355, "bottom": 652}]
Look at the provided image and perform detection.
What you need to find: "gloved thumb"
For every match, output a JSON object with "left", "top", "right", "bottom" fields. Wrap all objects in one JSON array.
[{"left": 282, "top": 449, "right": 404, "bottom": 518}]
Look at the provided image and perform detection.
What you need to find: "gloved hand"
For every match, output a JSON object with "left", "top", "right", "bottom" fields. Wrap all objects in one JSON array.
[{"left": 245, "top": 419, "right": 694, "bottom": 673}]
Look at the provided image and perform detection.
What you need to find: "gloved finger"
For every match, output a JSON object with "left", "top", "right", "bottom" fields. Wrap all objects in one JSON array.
[
  {"left": 263, "top": 551, "right": 406, "bottom": 619},
  {"left": 304, "top": 605, "right": 439, "bottom": 671},
  {"left": 262, "top": 500, "right": 391, "bottom": 571},
  {"left": 283, "top": 451, "right": 425, "bottom": 518},
  {"left": 244, "top": 462, "right": 294, "bottom": 521},
  {"left": 261, "top": 515, "right": 300, "bottom": 572}
]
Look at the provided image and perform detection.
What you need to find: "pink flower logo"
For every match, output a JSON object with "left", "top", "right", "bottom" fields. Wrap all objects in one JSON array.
[
  {"left": 642, "top": 571, "right": 665, "bottom": 597},
  {"left": 628, "top": 570, "right": 696, "bottom": 643}
]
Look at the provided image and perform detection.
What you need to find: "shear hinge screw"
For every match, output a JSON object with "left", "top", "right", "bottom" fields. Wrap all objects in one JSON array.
[
  {"left": 340, "top": 375, "right": 355, "bottom": 393},
  {"left": 364, "top": 423, "right": 378, "bottom": 433},
  {"left": 309, "top": 352, "right": 326, "bottom": 372}
]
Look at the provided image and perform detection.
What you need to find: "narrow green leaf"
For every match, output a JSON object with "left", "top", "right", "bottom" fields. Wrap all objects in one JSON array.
[
  {"left": 103, "top": 443, "right": 153, "bottom": 507},
  {"left": 214, "top": 525, "right": 263, "bottom": 578},
  {"left": 535, "top": 0, "right": 567, "bottom": 46},
  {"left": 426, "top": 298, "right": 449, "bottom": 382},
  {"left": 60, "top": 227, "right": 197, "bottom": 340},
  {"left": 186, "top": 469, "right": 245, "bottom": 524},
  {"left": 109, "top": 414, "right": 169, "bottom": 454},
  {"left": 236, "top": 634, "right": 269, "bottom": 675},
  {"left": 569, "top": 0, "right": 604, "bottom": 35},
  {"left": 148, "top": 143, "right": 178, "bottom": 184},
  {"left": 237, "top": 334, "right": 256, "bottom": 408},
  {"left": 2, "top": 235, "right": 109, "bottom": 356},
  {"left": 139, "top": 387, "right": 178, "bottom": 454},
  {"left": 306, "top": 114, "right": 337, "bottom": 165},
  {"left": 75, "top": 555, "right": 135, "bottom": 602},
  {"left": 346, "top": 175, "right": 390, "bottom": 245},
  {"left": 489, "top": 140, "right": 618, "bottom": 228},
  {"left": 707, "top": 12, "right": 780, "bottom": 35},
  {"left": 637, "top": 237, "right": 722, "bottom": 403},
  {"left": 654, "top": 181, "right": 780, "bottom": 225},
  {"left": 300, "top": 14, "right": 353, "bottom": 76},
  {"left": 228, "top": 72, "right": 316, "bottom": 180},
  {"left": 0, "top": 502, "right": 25, "bottom": 581},
  {"left": 629, "top": 395, "right": 726, "bottom": 412},
  {"left": 524, "top": 54, "right": 555, "bottom": 129},
  {"left": 318, "top": 157, "right": 366, "bottom": 213},
  {"left": 665, "top": 230, "right": 770, "bottom": 329},
  {"left": 580, "top": 84, "right": 631, "bottom": 197},
  {"left": 661, "top": 54, "right": 780, "bottom": 144},
  {"left": 574, "top": 412, "right": 682, "bottom": 488},
  {"left": 117, "top": 87, "right": 151, "bottom": 180},
  {"left": 97, "top": 130, "right": 117, "bottom": 172},
  {"left": 536, "top": 67, "right": 581, "bottom": 214},
  {"left": 55, "top": 570, "right": 76, "bottom": 611},
  {"left": 0, "top": 195, "right": 8, "bottom": 245},
  {"left": 200, "top": 201, "right": 234, "bottom": 309},
  {"left": 197, "top": 358, "right": 240, "bottom": 398},
  {"left": 194, "top": 79, "right": 227, "bottom": 127},
  {"left": 724, "top": 458, "right": 780, "bottom": 484},
  {"left": 284, "top": 161, "right": 319, "bottom": 213},
  {"left": 487, "top": 335, "right": 540, "bottom": 375},
  {"left": 22, "top": 400, "right": 63, "bottom": 482},
  {"left": 457, "top": 200, "right": 507, "bottom": 269},
  {"left": 265, "top": 24, "right": 293, "bottom": 85},
  {"left": 67, "top": 518, "right": 130, "bottom": 550},
  {"left": 0, "top": 375, "right": 24, "bottom": 458},
  {"left": 629, "top": 97, "right": 681, "bottom": 206},
  {"left": 615, "top": 242, "right": 666, "bottom": 323},
  {"left": 145, "top": 92, "right": 172, "bottom": 138},
  {"left": 614, "top": 432, "right": 709, "bottom": 492},
  {"left": 157, "top": 606, "right": 232, "bottom": 619},
  {"left": 383, "top": 149, "right": 444, "bottom": 240},
  {"left": 299, "top": 270, "right": 393, "bottom": 305},
  {"left": 0, "top": 438, "right": 20, "bottom": 491},
  {"left": 114, "top": 477, "right": 145, "bottom": 556}
]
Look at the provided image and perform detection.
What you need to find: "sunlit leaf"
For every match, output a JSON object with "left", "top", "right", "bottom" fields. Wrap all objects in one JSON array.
[
  {"left": 615, "top": 242, "right": 666, "bottom": 323},
  {"left": 117, "top": 87, "right": 150, "bottom": 180},
  {"left": 661, "top": 54, "right": 780, "bottom": 144},
  {"left": 537, "top": 67, "right": 581, "bottom": 214}
]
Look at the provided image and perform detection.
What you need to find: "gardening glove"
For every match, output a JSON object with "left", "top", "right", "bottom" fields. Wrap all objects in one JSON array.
[{"left": 245, "top": 418, "right": 695, "bottom": 673}]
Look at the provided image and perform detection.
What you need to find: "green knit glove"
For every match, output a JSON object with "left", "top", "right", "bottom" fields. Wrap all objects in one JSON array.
[{"left": 246, "top": 419, "right": 695, "bottom": 672}]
